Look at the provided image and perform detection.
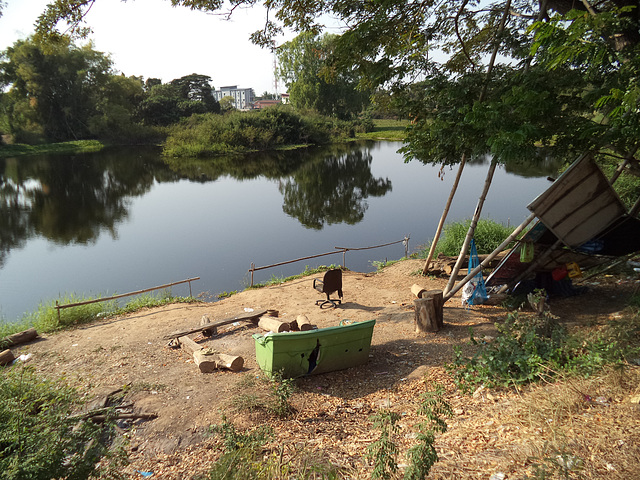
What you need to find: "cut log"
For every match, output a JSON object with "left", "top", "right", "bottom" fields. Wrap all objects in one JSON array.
[
  {"left": 178, "top": 336, "right": 244, "bottom": 373},
  {"left": 258, "top": 316, "right": 290, "bottom": 333},
  {"left": 414, "top": 290, "right": 444, "bottom": 333},
  {"left": 411, "top": 284, "right": 427, "bottom": 298},
  {"left": 0, "top": 349, "right": 15, "bottom": 366},
  {"left": 192, "top": 349, "right": 219, "bottom": 373},
  {"left": 292, "top": 314, "right": 314, "bottom": 331},
  {"left": 2, "top": 328, "right": 38, "bottom": 347},
  {"left": 164, "top": 309, "right": 267, "bottom": 339},
  {"left": 212, "top": 353, "right": 244, "bottom": 371}
]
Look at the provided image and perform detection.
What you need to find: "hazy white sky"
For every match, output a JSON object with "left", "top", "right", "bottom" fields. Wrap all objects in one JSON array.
[{"left": 0, "top": 0, "right": 295, "bottom": 94}]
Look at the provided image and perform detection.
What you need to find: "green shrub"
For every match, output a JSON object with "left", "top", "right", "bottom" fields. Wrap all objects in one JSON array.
[
  {"left": 0, "top": 365, "right": 127, "bottom": 480},
  {"left": 367, "top": 409, "right": 400, "bottom": 480},
  {"left": 449, "top": 310, "right": 640, "bottom": 392},
  {"left": 422, "top": 218, "right": 515, "bottom": 257},
  {"left": 404, "top": 383, "right": 452, "bottom": 480},
  {"left": 163, "top": 107, "right": 368, "bottom": 158}
]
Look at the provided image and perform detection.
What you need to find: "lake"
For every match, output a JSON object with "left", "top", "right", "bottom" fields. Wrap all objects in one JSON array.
[{"left": 0, "top": 141, "right": 558, "bottom": 323}]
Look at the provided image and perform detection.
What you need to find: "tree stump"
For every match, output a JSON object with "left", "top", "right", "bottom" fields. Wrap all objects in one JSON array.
[{"left": 414, "top": 290, "right": 444, "bottom": 333}]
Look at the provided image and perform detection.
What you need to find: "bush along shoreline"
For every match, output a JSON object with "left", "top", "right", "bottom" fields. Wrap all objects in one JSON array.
[{"left": 162, "top": 107, "right": 374, "bottom": 158}]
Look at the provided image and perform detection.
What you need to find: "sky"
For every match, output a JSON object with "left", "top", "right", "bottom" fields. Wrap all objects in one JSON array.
[{"left": 0, "top": 0, "right": 297, "bottom": 95}]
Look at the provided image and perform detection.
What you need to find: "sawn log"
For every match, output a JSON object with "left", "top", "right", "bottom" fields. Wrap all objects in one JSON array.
[
  {"left": 0, "top": 349, "right": 15, "bottom": 366},
  {"left": 178, "top": 336, "right": 244, "bottom": 373}
]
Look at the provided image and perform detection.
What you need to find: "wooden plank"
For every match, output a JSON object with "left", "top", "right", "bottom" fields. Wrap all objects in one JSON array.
[{"left": 164, "top": 309, "right": 267, "bottom": 339}]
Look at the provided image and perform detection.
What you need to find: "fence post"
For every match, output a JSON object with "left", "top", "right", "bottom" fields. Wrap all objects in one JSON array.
[
  {"left": 250, "top": 263, "right": 255, "bottom": 287},
  {"left": 404, "top": 235, "right": 410, "bottom": 258}
]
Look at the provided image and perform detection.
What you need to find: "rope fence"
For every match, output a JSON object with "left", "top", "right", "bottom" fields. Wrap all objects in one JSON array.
[
  {"left": 248, "top": 236, "right": 410, "bottom": 286},
  {"left": 55, "top": 277, "right": 200, "bottom": 321}
]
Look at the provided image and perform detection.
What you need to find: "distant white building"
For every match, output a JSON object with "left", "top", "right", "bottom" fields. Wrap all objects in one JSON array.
[{"left": 213, "top": 86, "right": 255, "bottom": 110}]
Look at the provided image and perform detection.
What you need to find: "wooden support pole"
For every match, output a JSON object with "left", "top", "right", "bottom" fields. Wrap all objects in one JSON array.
[
  {"left": 444, "top": 161, "right": 498, "bottom": 296},
  {"left": 422, "top": 155, "right": 467, "bottom": 274},
  {"left": 414, "top": 290, "right": 444, "bottom": 333},
  {"left": 445, "top": 212, "right": 536, "bottom": 301}
]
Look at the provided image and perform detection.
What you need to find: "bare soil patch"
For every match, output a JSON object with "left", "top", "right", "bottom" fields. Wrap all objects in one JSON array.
[{"left": 14, "top": 260, "right": 640, "bottom": 479}]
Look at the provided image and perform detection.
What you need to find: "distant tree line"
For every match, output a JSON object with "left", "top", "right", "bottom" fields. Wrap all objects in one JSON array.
[{"left": 0, "top": 35, "right": 378, "bottom": 147}]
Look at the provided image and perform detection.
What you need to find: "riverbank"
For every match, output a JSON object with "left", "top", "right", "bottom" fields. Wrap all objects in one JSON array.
[
  {"left": 0, "top": 139, "right": 105, "bottom": 158},
  {"left": 8, "top": 259, "right": 640, "bottom": 479}
]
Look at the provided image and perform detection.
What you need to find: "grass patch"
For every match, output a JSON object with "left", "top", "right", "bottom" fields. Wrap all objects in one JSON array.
[
  {"left": 0, "top": 140, "right": 105, "bottom": 158},
  {"left": 357, "top": 119, "right": 408, "bottom": 141},
  {"left": 0, "top": 290, "right": 198, "bottom": 339},
  {"left": 449, "top": 308, "right": 640, "bottom": 392},
  {"left": 419, "top": 218, "right": 516, "bottom": 257},
  {"left": 230, "top": 372, "right": 296, "bottom": 419},
  {"left": 0, "top": 365, "right": 127, "bottom": 479}
]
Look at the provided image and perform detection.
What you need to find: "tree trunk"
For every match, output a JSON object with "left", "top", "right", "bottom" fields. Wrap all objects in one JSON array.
[{"left": 414, "top": 290, "right": 444, "bottom": 333}]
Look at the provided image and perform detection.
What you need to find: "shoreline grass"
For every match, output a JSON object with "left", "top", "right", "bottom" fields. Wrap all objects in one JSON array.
[
  {"left": 0, "top": 140, "right": 106, "bottom": 158},
  {"left": 357, "top": 119, "right": 408, "bottom": 141},
  {"left": 0, "top": 290, "right": 198, "bottom": 341}
]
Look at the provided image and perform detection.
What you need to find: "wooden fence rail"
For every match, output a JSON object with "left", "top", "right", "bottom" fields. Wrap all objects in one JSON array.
[
  {"left": 55, "top": 277, "right": 200, "bottom": 321},
  {"left": 248, "top": 236, "right": 409, "bottom": 286}
]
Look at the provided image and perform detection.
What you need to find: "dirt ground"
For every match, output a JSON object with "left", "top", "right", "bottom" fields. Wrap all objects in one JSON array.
[{"left": 14, "top": 259, "right": 640, "bottom": 479}]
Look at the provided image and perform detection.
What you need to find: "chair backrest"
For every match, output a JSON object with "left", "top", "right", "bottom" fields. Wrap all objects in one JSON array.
[{"left": 321, "top": 269, "right": 342, "bottom": 296}]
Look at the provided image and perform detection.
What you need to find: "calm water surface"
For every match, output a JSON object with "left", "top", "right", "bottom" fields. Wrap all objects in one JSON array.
[{"left": 0, "top": 141, "right": 558, "bottom": 322}]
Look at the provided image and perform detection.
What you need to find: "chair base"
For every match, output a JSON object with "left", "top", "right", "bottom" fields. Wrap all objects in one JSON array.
[{"left": 315, "top": 298, "right": 342, "bottom": 309}]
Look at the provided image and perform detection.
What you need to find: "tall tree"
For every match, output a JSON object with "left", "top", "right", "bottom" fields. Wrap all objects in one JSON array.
[
  {"left": 0, "top": 36, "right": 113, "bottom": 142},
  {"left": 35, "top": 1, "right": 640, "bottom": 164},
  {"left": 277, "top": 32, "right": 370, "bottom": 119},
  {"left": 136, "top": 74, "right": 220, "bottom": 126}
]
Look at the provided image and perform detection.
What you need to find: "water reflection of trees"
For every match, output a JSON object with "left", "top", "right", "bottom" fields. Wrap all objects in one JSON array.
[
  {"left": 0, "top": 147, "right": 177, "bottom": 267},
  {"left": 279, "top": 149, "right": 392, "bottom": 229},
  {"left": 0, "top": 143, "right": 392, "bottom": 267},
  {"left": 166, "top": 143, "right": 393, "bottom": 229}
]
